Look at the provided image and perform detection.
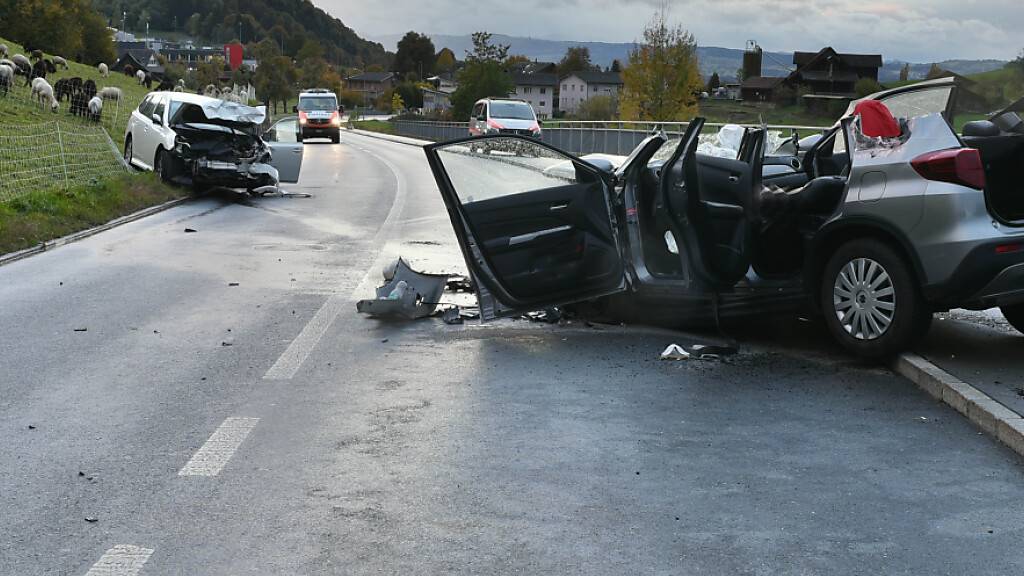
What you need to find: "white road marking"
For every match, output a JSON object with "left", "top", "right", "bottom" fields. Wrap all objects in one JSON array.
[
  {"left": 84, "top": 544, "right": 153, "bottom": 576},
  {"left": 178, "top": 417, "right": 259, "bottom": 477},
  {"left": 263, "top": 141, "right": 408, "bottom": 380}
]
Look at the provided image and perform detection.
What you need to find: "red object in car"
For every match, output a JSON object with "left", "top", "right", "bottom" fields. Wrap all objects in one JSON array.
[
  {"left": 854, "top": 100, "right": 901, "bottom": 138},
  {"left": 911, "top": 148, "right": 986, "bottom": 190},
  {"left": 298, "top": 111, "right": 308, "bottom": 125},
  {"left": 486, "top": 119, "right": 504, "bottom": 130}
]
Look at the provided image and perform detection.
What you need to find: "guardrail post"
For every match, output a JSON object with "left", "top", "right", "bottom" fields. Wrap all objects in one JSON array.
[{"left": 55, "top": 121, "right": 70, "bottom": 191}]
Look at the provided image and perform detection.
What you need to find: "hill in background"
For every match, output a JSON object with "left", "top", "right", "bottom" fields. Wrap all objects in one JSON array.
[
  {"left": 370, "top": 32, "right": 1007, "bottom": 82},
  {"left": 92, "top": 0, "right": 390, "bottom": 66}
]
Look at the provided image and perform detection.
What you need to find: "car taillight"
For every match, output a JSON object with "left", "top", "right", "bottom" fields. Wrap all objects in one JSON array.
[
  {"left": 298, "top": 111, "right": 308, "bottom": 125},
  {"left": 911, "top": 148, "right": 985, "bottom": 190}
]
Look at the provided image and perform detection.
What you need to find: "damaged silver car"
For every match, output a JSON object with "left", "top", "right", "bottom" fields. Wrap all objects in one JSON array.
[
  {"left": 424, "top": 78, "right": 1024, "bottom": 358},
  {"left": 124, "top": 92, "right": 303, "bottom": 192}
]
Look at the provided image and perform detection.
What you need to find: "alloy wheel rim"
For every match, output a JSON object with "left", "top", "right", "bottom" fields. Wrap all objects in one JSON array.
[{"left": 833, "top": 257, "right": 895, "bottom": 341}]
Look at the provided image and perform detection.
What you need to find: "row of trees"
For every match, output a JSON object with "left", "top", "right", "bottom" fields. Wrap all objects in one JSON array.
[{"left": 0, "top": 0, "right": 115, "bottom": 65}]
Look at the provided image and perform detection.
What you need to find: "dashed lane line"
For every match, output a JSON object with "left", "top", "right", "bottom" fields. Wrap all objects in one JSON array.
[
  {"left": 262, "top": 142, "right": 407, "bottom": 380},
  {"left": 178, "top": 417, "right": 259, "bottom": 477},
  {"left": 83, "top": 544, "right": 154, "bottom": 576}
]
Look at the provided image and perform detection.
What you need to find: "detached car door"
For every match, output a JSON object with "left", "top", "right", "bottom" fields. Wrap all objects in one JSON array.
[
  {"left": 262, "top": 117, "right": 304, "bottom": 183},
  {"left": 424, "top": 135, "right": 627, "bottom": 319}
]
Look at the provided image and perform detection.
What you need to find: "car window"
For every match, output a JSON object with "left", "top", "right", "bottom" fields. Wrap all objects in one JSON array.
[
  {"left": 298, "top": 96, "right": 337, "bottom": 111},
  {"left": 436, "top": 137, "right": 597, "bottom": 204},
  {"left": 152, "top": 97, "right": 166, "bottom": 122},
  {"left": 488, "top": 101, "right": 535, "bottom": 120},
  {"left": 265, "top": 118, "right": 299, "bottom": 143},
  {"left": 138, "top": 95, "right": 155, "bottom": 116},
  {"left": 472, "top": 103, "right": 483, "bottom": 118},
  {"left": 879, "top": 86, "right": 952, "bottom": 121},
  {"left": 168, "top": 99, "right": 185, "bottom": 121}
]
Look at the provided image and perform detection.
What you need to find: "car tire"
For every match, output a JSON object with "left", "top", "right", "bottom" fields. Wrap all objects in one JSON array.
[
  {"left": 820, "top": 239, "right": 931, "bottom": 358},
  {"left": 1000, "top": 304, "right": 1024, "bottom": 335},
  {"left": 297, "top": 132, "right": 304, "bottom": 143},
  {"left": 332, "top": 132, "right": 340, "bottom": 144},
  {"left": 156, "top": 148, "right": 179, "bottom": 183}
]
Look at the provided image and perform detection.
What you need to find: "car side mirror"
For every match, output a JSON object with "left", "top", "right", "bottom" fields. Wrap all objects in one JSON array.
[
  {"left": 151, "top": 113, "right": 162, "bottom": 125},
  {"left": 537, "top": 119, "right": 544, "bottom": 127},
  {"left": 292, "top": 105, "right": 298, "bottom": 113}
]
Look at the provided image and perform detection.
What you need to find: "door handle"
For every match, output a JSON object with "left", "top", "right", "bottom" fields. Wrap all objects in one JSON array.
[
  {"left": 292, "top": 149, "right": 302, "bottom": 154},
  {"left": 549, "top": 203, "right": 569, "bottom": 211},
  {"left": 728, "top": 175, "right": 739, "bottom": 183}
]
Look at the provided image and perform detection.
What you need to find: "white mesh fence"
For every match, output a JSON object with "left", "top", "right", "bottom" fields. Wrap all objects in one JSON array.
[{"left": 0, "top": 120, "right": 128, "bottom": 203}]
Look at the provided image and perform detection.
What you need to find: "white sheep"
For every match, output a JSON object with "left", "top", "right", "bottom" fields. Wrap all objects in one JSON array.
[
  {"left": 0, "top": 58, "right": 13, "bottom": 69},
  {"left": 135, "top": 69, "right": 145, "bottom": 84},
  {"left": 52, "top": 56, "right": 68, "bottom": 69},
  {"left": 30, "top": 78, "right": 58, "bottom": 112},
  {"left": 0, "top": 44, "right": 8, "bottom": 58},
  {"left": 173, "top": 84, "right": 184, "bottom": 92},
  {"left": 0, "top": 64, "right": 13, "bottom": 94},
  {"left": 87, "top": 95, "right": 102, "bottom": 120},
  {"left": 98, "top": 86, "right": 122, "bottom": 101},
  {"left": 98, "top": 62, "right": 108, "bottom": 77},
  {"left": 203, "top": 84, "right": 219, "bottom": 98},
  {"left": 12, "top": 54, "right": 30, "bottom": 70}
]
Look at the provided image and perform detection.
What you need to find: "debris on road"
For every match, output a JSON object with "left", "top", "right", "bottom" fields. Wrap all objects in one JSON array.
[
  {"left": 221, "top": 341, "right": 233, "bottom": 347},
  {"left": 442, "top": 306, "right": 463, "bottom": 325},
  {"left": 357, "top": 258, "right": 448, "bottom": 320},
  {"left": 523, "top": 308, "right": 561, "bottom": 323},
  {"left": 228, "top": 282, "right": 239, "bottom": 287},
  {"left": 73, "top": 328, "right": 88, "bottom": 332},
  {"left": 27, "top": 425, "right": 35, "bottom": 430},
  {"left": 445, "top": 275, "right": 474, "bottom": 293},
  {"left": 84, "top": 517, "right": 98, "bottom": 523},
  {"left": 184, "top": 228, "right": 197, "bottom": 233},
  {"left": 660, "top": 344, "right": 691, "bottom": 360}
]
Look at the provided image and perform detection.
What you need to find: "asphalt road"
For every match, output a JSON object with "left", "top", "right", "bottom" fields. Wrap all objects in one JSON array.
[{"left": 3, "top": 130, "right": 1024, "bottom": 575}]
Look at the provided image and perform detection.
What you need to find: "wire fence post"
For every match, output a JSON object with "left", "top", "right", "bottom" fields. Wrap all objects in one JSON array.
[{"left": 55, "top": 121, "right": 70, "bottom": 192}]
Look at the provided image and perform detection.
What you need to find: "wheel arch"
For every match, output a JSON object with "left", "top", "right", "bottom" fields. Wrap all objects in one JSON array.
[{"left": 806, "top": 218, "right": 925, "bottom": 308}]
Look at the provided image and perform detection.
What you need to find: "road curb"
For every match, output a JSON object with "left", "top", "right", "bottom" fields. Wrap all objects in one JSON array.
[
  {"left": 893, "top": 352, "right": 1024, "bottom": 456},
  {"left": 0, "top": 195, "right": 194, "bottom": 267}
]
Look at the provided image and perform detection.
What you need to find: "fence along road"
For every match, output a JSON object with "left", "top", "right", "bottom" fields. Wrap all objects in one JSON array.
[
  {"left": 385, "top": 120, "right": 829, "bottom": 156},
  {"left": 0, "top": 75, "right": 132, "bottom": 203}
]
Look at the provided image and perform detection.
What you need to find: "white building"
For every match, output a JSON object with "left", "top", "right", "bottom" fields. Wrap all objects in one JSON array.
[
  {"left": 559, "top": 71, "right": 623, "bottom": 115},
  {"left": 510, "top": 72, "right": 558, "bottom": 119}
]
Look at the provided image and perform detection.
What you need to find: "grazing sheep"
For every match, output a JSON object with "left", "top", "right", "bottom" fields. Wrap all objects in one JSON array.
[
  {"left": 143, "top": 74, "right": 154, "bottom": 90},
  {"left": 0, "top": 44, "right": 7, "bottom": 58},
  {"left": 98, "top": 62, "right": 108, "bottom": 77},
  {"left": 53, "top": 78, "right": 72, "bottom": 101},
  {"left": 203, "top": 84, "right": 219, "bottom": 98},
  {"left": 87, "top": 96, "right": 103, "bottom": 121},
  {"left": 30, "top": 49, "right": 43, "bottom": 62},
  {"left": 82, "top": 79, "right": 97, "bottom": 98},
  {"left": 154, "top": 77, "right": 174, "bottom": 91},
  {"left": 0, "top": 58, "right": 13, "bottom": 69},
  {"left": 30, "top": 78, "right": 58, "bottom": 112},
  {"left": 0, "top": 64, "right": 12, "bottom": 96},
  {"left": 66, "top": 76, "right": 82, "bottom": 93},
  {"left": 52, "top": 56, "right": 68, "bottom": 69},
  {"left": 98, "top": 86, "right": 122, "bottom": 101},
  {"left": 26, "top": 59, "right": 48, "bottom": 86},
  {"left": 135, "top": 69, "right": 145, "bottom": 84},
  {"left": 177, "top": 78, "right": 185, "bottom": 87},
  {"left": 173, "top": 84, "right": 184, "bottom": 92},
  {"left": 11, "top": 53, "right": 30, "bottom": 71},
  {"left": 124, "top": 64, "right": 134, "bottom": 77}
]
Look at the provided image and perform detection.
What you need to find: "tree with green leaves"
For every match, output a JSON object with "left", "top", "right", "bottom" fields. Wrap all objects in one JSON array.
[
  {"left": 392, "top": 92, "right": 406, "bottom": 113},
  {"left": 706, "top": 72, "right": 721, "bottom": 92},
  {"left": 450, "top": 32, "right": 514, "bottom": 119},
  {"left": 196, "top": 58, "right": 225, "bottom": 89},
  {"left": 576, "top": 95, "right": 617, "bottom": 120},
  {"left": 558, "top": 46, "right": 595, "bottom": 75},
  {"left": 855, "top": 77, "right": 883, "bottom": 97},
  {"left": 435, "top": 48, "right": 457, "bottom": 74},
  {"left": 394, "top": 32, "right": 436, "bottom": 79},
  {"left": 925, "top": 63, "right": 945, "bottom": 80},
  {"left": 619, "top": 10, "right": 702, "bottom": 121},
  {"left": 899, "top": 63, "right": 910, "bottom": 82},
  {"left": 610, "top": 59, "right": 622, "bottom": 73}
]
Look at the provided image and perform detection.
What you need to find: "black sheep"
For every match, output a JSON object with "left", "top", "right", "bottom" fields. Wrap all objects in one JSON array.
[
  {"left": 82, "top": 79, "right": 97, "bottom": 98},
  {"left": 143, "top": 73, "right": 154, "bottom": 90},
  {"left": 155, "top": 77, "right": 174, "bottom": 91},
  {"left": 54, "top": 78, "right": 72, "bottom": 102},
  {"left": 124, "top": 64, "right": 134, "bottom": 77},
  {"left": 26, "top": 60, "right": 46, "bottom": 86},
  {"left": 70, "top": 90, "right": 88, "bottom": 117},
  {"left": 43, "top": 59, "right": 56, "bottom": 73},
  {"left": 67, "top": 76, "right": 82, "bottom": 93}
]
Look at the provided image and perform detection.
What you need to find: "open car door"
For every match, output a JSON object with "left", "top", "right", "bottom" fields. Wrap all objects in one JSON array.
[
  {"left": 659, "top": 119, "right": 765, "bottom": 288},
  {"left": 424, "top": 135, "right": 627, "bottom": 319},
  {"left": 262, "top": 117, "right": 304, "bottom": 183}
]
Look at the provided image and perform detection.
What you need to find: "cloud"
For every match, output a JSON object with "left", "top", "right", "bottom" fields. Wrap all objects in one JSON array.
[{"left": 327, "top": 0, "right": 1022, "bottom": 61}]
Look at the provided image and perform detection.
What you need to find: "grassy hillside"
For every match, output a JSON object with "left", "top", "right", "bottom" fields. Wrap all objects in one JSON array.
[{"left": 0, "top": 37, "right": 151, "bottom": 152}]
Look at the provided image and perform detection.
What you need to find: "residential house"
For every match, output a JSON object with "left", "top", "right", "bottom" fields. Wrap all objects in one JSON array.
[
  {"left": 345, "top": 72, "right": 396, "bottom": 106},
  {"left": 741, "top": 46, "right": 882, "bottom": 102},
  {"left": 510, "top": 72, "right": 558, "bottom": 119},
  {"left": 421, "top": 88, "right": 452, "bottom": 114},
  {"left": 559, "top": 71, "right": 623, "bottom": 115},
  {"left": 111, "top": 48, "right": 164, "bottom": 75},
  {"left": 161, "top": 45, "right": 224, "bottom": 70}
]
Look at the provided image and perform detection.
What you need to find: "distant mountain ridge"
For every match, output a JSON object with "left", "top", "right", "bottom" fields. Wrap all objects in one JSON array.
[{"left": 370, "top": 33, "right": 1007, "bottom": 82}]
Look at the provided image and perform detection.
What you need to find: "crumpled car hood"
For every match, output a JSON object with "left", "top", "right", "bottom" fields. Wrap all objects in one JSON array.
[{"left": 195, "top": 100, "right": 266, "bottom": 126}]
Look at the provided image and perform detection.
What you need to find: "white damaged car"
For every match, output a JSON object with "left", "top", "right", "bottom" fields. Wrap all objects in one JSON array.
[{"left": 124, "top": 92, "right": 303, "bottom": 192}]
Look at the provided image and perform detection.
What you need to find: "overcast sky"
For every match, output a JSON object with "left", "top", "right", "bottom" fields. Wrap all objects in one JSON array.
[{"left": 325, "top": 0, "right": 1022, "bottom": 62}]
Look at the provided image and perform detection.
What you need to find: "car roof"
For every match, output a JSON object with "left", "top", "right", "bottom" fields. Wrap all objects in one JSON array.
[
  {"left": 151, "top": 91, "right": 221, "bottom": 106},
  {"left": 475, "top": 98, "right": 530, "bottom": 105}
]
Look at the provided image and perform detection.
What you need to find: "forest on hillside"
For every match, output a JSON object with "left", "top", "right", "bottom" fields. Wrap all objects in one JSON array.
[{"left": 90, "top": 0, "right": 390, "bottom": 67}]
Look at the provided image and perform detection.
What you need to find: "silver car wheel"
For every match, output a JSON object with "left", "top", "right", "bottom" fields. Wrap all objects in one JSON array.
[{"left": 833, "top": 257, "right": 895, "bottom": 341}]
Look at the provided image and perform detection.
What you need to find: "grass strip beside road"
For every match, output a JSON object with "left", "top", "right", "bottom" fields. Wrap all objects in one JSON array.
[
  {"left": 0, "top": 174, "right": 187, "bottom": 255},
  {"left": 351, "top": 120, "right": 395, "bottom": 135}
]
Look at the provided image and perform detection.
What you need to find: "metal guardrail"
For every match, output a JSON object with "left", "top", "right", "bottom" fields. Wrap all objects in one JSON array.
[{"left": 387, "top": 120, "right": 830, "bottom": 156}]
